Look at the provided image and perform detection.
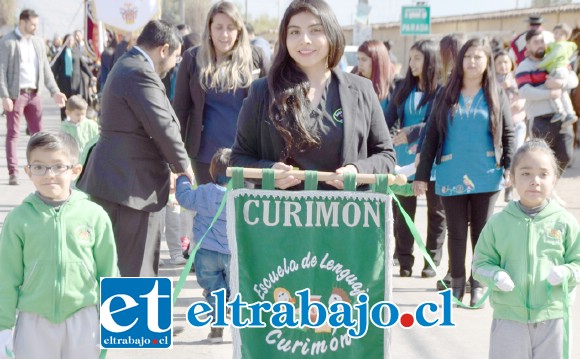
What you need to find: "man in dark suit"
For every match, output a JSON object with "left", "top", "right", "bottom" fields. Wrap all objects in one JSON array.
[{"left": 77, "top": 20, "right": 194, "bottom": 277}]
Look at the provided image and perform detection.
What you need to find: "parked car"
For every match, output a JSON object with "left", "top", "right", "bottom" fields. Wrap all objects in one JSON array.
[{"left": 340, "top": 45, "right": 358, "bottom": 73}]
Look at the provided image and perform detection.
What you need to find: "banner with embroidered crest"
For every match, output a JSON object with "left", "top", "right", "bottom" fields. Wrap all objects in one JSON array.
[
  {"left": 92, "top": 0, "right": 161, "bottom": 33},
  {"left": 227, "top": 169, "right": 394, "bottom": 358}
]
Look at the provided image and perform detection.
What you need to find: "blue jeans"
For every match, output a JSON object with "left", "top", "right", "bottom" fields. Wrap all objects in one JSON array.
[{"left": 194, "top": 248, "right": 230, "bottom": 318}]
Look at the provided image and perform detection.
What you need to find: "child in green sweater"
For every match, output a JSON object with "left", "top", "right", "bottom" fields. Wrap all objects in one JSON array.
[
  {"left": 60, "top": 95, "right": 99, "bottom": 155},
  {"left": 473, "top": 139, "right": 580, "bottom": 358},
  {"left": 0, "top": 132, "right": 118, "bottom": 359}
]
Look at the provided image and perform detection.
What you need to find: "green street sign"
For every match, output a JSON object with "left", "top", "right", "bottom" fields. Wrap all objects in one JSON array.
[{"left": 401, "top": 6, "right": 431, "bottom": 35}]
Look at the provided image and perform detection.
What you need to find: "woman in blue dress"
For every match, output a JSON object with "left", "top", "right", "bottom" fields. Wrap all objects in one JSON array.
[
  {"left": 434, "top": 34, "right": 465, "bottom": 290},
  {"left": 414, "top": 38, "right": 514, "bottom": 306},
  {"left": 385, "top": 40, "right": 445, "bottom": 278},
  {"left": 173, "top": 1, "right": 270, "bottom": 185}
]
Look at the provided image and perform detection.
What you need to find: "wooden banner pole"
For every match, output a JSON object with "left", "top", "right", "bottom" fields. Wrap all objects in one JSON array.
[{"left": 226, "top": 167, "right": 407, "bottom": 185}]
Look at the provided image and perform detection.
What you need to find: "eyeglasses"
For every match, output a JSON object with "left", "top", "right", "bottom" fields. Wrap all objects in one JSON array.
[
  {"left": 175, "top": 55, "right": 183, "bottom": 64},
  {"left": 27, "top": 164, "right": 74, "bottom": 176}
]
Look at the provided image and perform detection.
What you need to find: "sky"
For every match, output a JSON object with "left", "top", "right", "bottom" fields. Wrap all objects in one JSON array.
[
  {"left": 242, "top": 0, "right": 548, "bottom": 25},
  {"left": 11, "top": 0, "right": 580, "bottom": 39}
]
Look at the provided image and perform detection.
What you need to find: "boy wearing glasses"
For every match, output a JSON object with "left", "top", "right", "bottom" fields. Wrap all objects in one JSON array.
[{"left": 0, "top": 131, "right": 118, "bottom": 359}]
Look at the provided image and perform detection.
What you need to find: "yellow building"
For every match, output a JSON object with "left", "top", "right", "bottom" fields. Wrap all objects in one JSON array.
[{"left": 342, "top": 3, "right": 580, "bottom": 65}]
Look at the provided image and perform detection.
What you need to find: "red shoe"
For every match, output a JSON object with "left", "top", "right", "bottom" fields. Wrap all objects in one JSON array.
[{"left": 180, "top": 236, "right": 190, "bottom": 251}]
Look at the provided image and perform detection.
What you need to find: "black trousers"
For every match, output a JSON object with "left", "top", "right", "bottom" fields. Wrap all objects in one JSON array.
[
  {"left": 531, "top": 115, "right": 574, "bottom": 172},
  {"left": 393, "top": 181, "right": 447, "bottom": 270},
  {"left": 440, "top": 191, "right": 500, "bottom": 286},
  {"left": 92, "top": 196, "right": 162, "bottom": 277}
]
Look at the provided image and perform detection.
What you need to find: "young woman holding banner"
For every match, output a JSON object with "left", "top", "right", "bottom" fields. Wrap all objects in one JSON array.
[
  {"left": 413, "top": 38, "right": 514, "bottom": 306},
  {"left": 230, "top": 0, "right": 396, "bottom": 190}
]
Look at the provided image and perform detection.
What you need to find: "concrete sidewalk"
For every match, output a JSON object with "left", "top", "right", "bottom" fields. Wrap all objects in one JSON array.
[{"left": 1, "top": 97, "right": 579, "bottom": 358}]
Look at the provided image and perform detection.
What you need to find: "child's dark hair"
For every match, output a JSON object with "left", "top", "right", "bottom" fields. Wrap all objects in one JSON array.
[
  {"left": 66, "top": 94, "right": 88, "bottom": 113},
  {"left": 209, "top": 148, "right": 231, "bottom": 185},
  {"left": 510, "top": 139, "right": 560, "bottom": 178},
  {"left": 26, "top": 131, "right": 80, "bottom": 164}
]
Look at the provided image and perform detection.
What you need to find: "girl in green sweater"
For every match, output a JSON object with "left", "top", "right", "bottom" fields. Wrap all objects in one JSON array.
[{"left": 473, "top": 139, "right": 580, "bottom": 358}]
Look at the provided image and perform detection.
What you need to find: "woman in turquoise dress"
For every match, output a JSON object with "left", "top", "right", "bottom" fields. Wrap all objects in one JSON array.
[
  {"left": 384, "top": 39, "right": 445, "bottom": 278},
  {"left": 414, "top": 38, "right": 514, "bottom": 306}
]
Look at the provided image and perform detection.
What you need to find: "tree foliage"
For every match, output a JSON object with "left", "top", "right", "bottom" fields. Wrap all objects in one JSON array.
[
  {"left": 0, "top": 0, "right": 17, "bottom": 29},
  {"left": 250, "top": 13, "right": 279, "bottom": 34},
  {"left": 233, "top": 0, "right": 279, "bottom": 34},
  {"left": 161, "top": 0, "right": 279, "bottom": 36},
  {"left": 161, "top": 0, "right": 212, "bottom": 34}
]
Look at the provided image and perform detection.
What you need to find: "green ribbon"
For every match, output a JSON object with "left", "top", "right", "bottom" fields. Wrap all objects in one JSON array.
[
  {"left": 304, "top": 170, "right": 318, "bottom": 190},
  {"left": 262, "top": 168, "right": 275, "bottom": 190},
  {"left": 385, "top": 187, "right": 490, "bottom": 308},
  {"left": 343, "top": 172, "right": 356, "bottom": 191},
  {"left": 232, "top": 167, "right": 244, "bottom": 189},
  {"left": 172, "top": 181, "right": 231, "bottom": 304},
  {"left": 563, "top": 271, "right": 570, "bottom": 359},
  {"left": 371, "top": 174, "right": 389, "bottom": 194}
]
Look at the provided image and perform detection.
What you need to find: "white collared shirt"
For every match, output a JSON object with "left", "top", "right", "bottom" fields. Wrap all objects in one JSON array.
[
  {"left": 16, "top": 27, "right": 38, "bottom": 90},
  {"left": 133, "top": 46, "right": 155, "bottom": 71}
]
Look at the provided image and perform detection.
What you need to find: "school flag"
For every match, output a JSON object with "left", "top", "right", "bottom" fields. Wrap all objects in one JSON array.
[
  {"left": 85, "top": 0, "right": 105, "bottom": 61},
  {"left": 92, "top": 0, "right": 161, "bottom": 33},
  {"left": 227, "top": 188, "right": 393, "bottom": 358}
]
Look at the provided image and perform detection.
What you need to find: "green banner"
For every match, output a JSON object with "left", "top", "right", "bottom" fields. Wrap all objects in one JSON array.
[{"left": 228, "top": 189, "right": 393, "bottom": 358}]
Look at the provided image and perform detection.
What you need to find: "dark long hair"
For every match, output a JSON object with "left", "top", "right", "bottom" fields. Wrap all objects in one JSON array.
[
  {"left": 432, "top": 37, "right": 500, "bottom": 144},
  {"left": 355, "top": 40, "right": 394, "bottom": 101},
  {"left": 393, "top": 39, "right": 439, "bottom": 108},
  {"left": 493, "top": 49, "right": 515, "bottom": 73},
  {"left": 267, "top": 0, "right": 344, "bottom": 158},
  {"left": 62, "top": 33, "right": 73, "bottom": 49},
  {"left": 439, "top": 33, "right": 465, "bottom": 84}
]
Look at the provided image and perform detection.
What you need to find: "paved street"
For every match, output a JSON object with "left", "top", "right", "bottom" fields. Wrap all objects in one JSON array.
[{"left": 1, "top": 96, "right": 579, "bottom": 358}]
